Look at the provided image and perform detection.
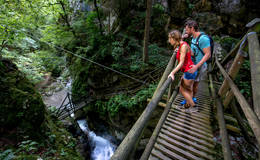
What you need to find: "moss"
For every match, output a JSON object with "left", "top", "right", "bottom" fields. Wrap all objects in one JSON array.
[
  {"left": 0, "top": 60, "right": 46, "bottom": 140},
  {"left": 219, "top": 37, "right": 239, "bottom": 53}
]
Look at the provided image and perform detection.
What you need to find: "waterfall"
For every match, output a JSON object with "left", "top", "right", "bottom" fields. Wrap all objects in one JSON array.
[{"left": 77, "top": 119, "right": 115, "bottom": 160}]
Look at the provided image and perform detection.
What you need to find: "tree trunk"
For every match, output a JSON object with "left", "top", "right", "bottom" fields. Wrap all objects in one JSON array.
[
  {"left": 94, "top": 0, "right": 103, "bottom": 35},
  {"left": 59, "top": 1, "right": 76, "bottom": 37},
  {"left": 143, "top": 0, "right": 152, "bottom": 63}
]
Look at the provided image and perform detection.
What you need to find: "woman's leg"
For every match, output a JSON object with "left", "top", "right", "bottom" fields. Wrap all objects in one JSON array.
[{"left": 180, "top": 78, "right": 195, "bottom": 107}]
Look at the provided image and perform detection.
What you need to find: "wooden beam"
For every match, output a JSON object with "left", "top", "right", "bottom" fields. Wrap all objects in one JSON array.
[
  {"left": 140, "top": 85, "right": 179, "bottom": 160},
  {"left": 152, "top": 53, "right": 176, "bottom": 99},
  {"left": 218, "top": 51, "right": 247, "bottom": 97},
  {"left": 209, "top": 73, "right": 232, "bottom": 160},
  {"left": 215, "top": 58, "right": 260, "bottom": 146},
  {"left": 248, "top": 32, "right": 260, "bottom": 119},
  {"left": 223, "top": 90, "right": 234, "bottom": 108},
  {"left": 110, "top": 78, "right": 172, "bottom": 160}
]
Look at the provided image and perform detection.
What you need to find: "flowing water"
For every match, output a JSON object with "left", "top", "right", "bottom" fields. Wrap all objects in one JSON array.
[{"left": 77, "top": 119, "right": 115, "bottom": 160}]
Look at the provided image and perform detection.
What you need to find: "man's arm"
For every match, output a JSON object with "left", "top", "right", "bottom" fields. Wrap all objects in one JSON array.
[{"left": 196, "top": 46, "right": 211, "bottom": 68}]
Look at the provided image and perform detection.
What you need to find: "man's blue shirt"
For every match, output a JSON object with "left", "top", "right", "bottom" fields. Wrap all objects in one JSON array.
[{"left": 191, "top": 32, "right": 210, "bottom": 68}]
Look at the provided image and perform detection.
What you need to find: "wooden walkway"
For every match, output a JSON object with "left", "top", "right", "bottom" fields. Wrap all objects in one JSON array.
[{"left": 148, "top": 79, "right": 216, "bottom": 160}]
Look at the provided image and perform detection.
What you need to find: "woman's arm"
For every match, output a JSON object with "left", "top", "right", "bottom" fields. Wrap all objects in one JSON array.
[{"left": 169, "top": 44, "right": 187, "bottom": 80}]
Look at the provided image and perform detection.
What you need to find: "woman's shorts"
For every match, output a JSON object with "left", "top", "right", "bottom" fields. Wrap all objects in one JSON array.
[{"left": 183, "top": 71, "right": 198, "bottom": 80}]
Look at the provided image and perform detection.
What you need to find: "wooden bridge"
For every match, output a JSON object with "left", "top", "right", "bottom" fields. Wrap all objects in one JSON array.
[{"left": 110, "top": 18, "right": 260, "bottom": 160}]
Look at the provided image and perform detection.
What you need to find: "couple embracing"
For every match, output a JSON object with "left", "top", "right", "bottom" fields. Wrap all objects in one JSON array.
[{"left": 168, "top": 19, "right": 211, "bottom": 113}]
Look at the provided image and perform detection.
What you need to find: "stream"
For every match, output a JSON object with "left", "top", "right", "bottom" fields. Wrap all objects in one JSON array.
[
  {"left": 77, "top": 120, "right": 115, "bottom": 160},
  {"left": 42, "top": 77, "right": 116, "bottom": 160}
]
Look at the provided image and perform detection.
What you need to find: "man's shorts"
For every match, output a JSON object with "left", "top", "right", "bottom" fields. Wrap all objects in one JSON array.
[
  {"left": 184, "top": 71, "right": 198, "bottom": 80},
  {"left": 195, "top": 64, "right": 208, "bottom": 82}
]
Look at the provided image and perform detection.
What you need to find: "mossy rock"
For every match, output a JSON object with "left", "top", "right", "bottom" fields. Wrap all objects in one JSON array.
[{"left": 0, "top": 59, "right": 46, "bottom": 138}]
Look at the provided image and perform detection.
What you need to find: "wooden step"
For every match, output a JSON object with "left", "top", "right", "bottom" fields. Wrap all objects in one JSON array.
[
  {"left": 158, "top": 133, "right": 215, "bottom": 160},
  {"left": 164, "top": 120, "right": 214, "bottom": 143}
]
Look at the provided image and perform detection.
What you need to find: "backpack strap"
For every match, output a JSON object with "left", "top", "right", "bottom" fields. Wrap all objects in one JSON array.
[{"left": 191, "top": 33, "right": 206, "bottom": 56}]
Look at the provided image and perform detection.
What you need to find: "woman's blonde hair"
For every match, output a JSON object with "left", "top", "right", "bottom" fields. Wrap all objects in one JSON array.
[{"left": 168, "top": 29, "right": 181, "bottom": 49}]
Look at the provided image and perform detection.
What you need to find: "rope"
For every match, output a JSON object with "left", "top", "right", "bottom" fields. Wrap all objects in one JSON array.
[{"left": 7, "top": 28, "right": 148, "bottom": 85}]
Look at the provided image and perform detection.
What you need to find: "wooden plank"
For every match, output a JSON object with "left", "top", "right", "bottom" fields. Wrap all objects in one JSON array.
[
  {"left": 169, "top": 112, "right": 212, "bottom": 130},
  {"left": 248, "top": 32, "right": 260, "bottom": 119},
  {"left": 148, "top": 155, "right": 159, "bottom": 160},
  {"left": 170, "top": 108, "right": 211, "bottom": 122},
  {"left": 156, "top": 138, "right": 201, "bottom": 160},
  {"left": 167, "top": 114, "right": 213, "bottom": 133},
  {"left": 169, "top": 109, "right": 211, "bottom": 126},
  {"left": 150, "top": 148, "right": 171, "bottom": 160},
  {"left": 162, "top": 125, "right": 214, "bottom": 148},
  {"left": 165, "top": 118, "right": 213, "bottom": 140},
  {"left": 158, "top": 133, "right": 214, "bottom": 160},
  {"left": 147, "top": 98, "right": 166, "bottom": 108},
  {"left": 209, "top": 74, "right": 232, "bottom": 160},
  {"left": 164, "top": 121, "right": 214, "bottom": 143},
  {"left": 153, "top": 143, "right": 187, "bottom": 160},
  {"left": 170, "top": 107, "right": 212, "bottom": 119},
  {"left": 161, "top": 128, "right": 216, "bottom": 155},
  {"left": 218, "top": 50, "right": 246, "bottom": 98},
  {"left": 215, "top": 58, "right": 260, "bottom": 146}
]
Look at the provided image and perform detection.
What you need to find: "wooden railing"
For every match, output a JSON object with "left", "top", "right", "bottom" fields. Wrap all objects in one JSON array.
[
  {"left": 111, "top": 18, "right": 260, "bottom": 160},
  {"left": 210, "top": 18, "right": 260, "bottom": 160},
  {"left": 110, "top": 53, "right": 178, "bottom": 160}
]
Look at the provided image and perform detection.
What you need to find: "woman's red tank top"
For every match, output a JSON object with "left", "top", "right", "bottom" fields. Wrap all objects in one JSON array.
[{"left": 176, "top": 41, "right": 194, "bottom": 72}]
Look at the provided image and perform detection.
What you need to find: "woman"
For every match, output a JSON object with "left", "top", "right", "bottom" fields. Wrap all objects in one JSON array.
[{"left": 168, "top": 30, "right": 198, "bottom": 112}]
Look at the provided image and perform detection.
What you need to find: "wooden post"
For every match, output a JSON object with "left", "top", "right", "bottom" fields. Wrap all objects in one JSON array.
[
  {"left": 223, "top": 90, "right": 234, "bottom": 108},
  {"left": 218, "top": 50, "right": 247, "bottom": 97},
  {"left": 209, "top": 74, "right": 232, "bottom": 160},
  {"left": 248, "top": 32, "right": 260, "bottom": 120},
  {"left": 216, "top": 59, "right": 260, "bottom": 146},
  {"left": 110, "top": 78, "right": 172, "bottom": 160}
]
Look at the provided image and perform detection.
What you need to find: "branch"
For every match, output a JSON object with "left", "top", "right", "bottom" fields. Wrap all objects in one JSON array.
[
  {"left": 94, "top": 0, "right": 103, "bottom": 35},
  {"left": 59, "top": 0, "right": 76, "bottom": 36}
]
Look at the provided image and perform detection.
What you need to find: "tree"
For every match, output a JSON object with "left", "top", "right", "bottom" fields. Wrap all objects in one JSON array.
[{"left": 143, "top": 0, "right": 152, "bottom": 63}]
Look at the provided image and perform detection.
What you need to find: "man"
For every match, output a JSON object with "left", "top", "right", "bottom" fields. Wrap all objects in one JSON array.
[{"left": 181, "top": 20, "right": 211, "bottom": 111}]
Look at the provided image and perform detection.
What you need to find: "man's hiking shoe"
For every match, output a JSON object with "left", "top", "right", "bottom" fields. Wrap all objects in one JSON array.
[
  {"left": 188, "top": 105, "right": 199, "bottom": 113},
  {"left": 180, "top": 97, "right": 197, "bottom": 105}
]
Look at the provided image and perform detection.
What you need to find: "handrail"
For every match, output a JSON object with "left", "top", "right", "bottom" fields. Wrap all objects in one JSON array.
[
  {"left": 215, "top": 55, "right": 260, "bottom": 146},
  {"left": 110, "top": 53, "right": 176, "bottom": 160},
  {"left": 110, "top": 78, "right": 172, "bottom": 160},
  {"left": 140, "top": 82, "right": 179, "bottom": 160},
  {"left": 209, "top": 73, "right": 232, "bottom": 160},
  {"left": 152, "top": 53, "right": 176, "bottom": 99}
]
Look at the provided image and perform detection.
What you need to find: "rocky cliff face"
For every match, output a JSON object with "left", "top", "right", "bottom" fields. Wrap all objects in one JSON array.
[
  {"left": 0, "top": 58, "right": 46, "bottom": 139},
  {"left": 167, "top": 0, "right": 260, "bottom": 36}
]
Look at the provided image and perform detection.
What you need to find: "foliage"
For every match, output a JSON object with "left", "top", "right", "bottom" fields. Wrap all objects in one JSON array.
[
  {"left": 0, "top": 149, "right": 15, "bottom": 160},
  {"left": 235, "top": 59, "right": 252, "bottom": 98},
  {"left": 95, "top": 83, "right": 157, "bottom": 116},
  {"left": 2, "top": 48, "right": 65, "bottom": 84},
  {"left": 110, "top": 33, "right": 167, "bottom": 72},
  {"left": 219, "top": 36, "right": 239, "bottom": 53}
]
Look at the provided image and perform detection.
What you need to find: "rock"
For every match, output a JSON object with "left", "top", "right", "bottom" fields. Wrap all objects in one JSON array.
[
  {"left": 114, "top": 130, "right": 125, "bottom": 141},
  {"left": 0, "top": 59, "right": 46, "bottom": 139}
]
